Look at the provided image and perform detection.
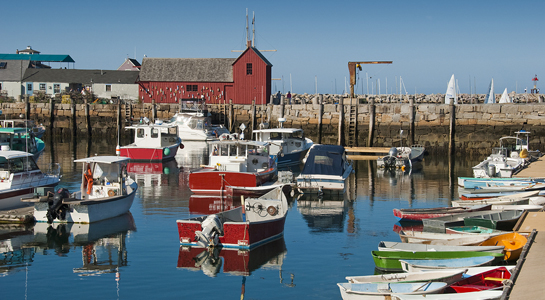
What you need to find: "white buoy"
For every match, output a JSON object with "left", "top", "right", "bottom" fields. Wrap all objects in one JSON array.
[{"left": 116, "top": 145, "right": 120, "bottom": 156}]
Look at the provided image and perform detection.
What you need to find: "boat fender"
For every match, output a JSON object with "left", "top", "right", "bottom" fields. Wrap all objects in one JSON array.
[
  {"left": 180, "top": 143, "right": 184, "bottom": 149},
  {"left": 164, "top": 148, "right": 171, "bottom": 156},
  {"left": 252, "top": 158, "right": 259, "bottom": 165},
  {"left": 262, "top": 162, "right": 268, "bottom": 169},
  {"left": 108, "top": 190, "right": 116, "bottom": 197},
  {"left": 267, "top": 206, "right": 278, "bottom": 216}
]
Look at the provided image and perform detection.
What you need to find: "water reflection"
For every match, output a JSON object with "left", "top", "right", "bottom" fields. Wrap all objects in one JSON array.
[
  {"left": 177, "top": 237, "right": 287, "bottom": 277},
  {"left": 0, "top": 223, "right": 35, "bottom": 275},
  {"left": 175, "top": 141, "right": 209, "bottom": 170},
  {"left": 127, "top": 160, "right": 180, "bottom": 187},
  {"left": 297, "top": 197, "right": 347, "bottom": 233},
  {"left": 189, "top": 195, "right": 242, "bottom": 215}
]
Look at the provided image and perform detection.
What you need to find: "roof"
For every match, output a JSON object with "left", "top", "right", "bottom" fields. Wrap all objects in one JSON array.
[
  {"left": 209, "top": 140, "right": 269, "bottom": 147},
  {"left": 0, "top": 60, "right": 31, "bottom": 81},
  {"left": 252, "top": 128, "right": 303, "bottom": 134},
  {"left": 74, "top": 156, "right": 130, "bottom": 164},
  {"left": 125, "top": 122, "right": 177, "bottom": 129},
  {"left": 232, "top": 47, "right": 272, "bottom": 67},
  {"left": 0, "top": 128, "right": 30, "bottom": 134},
  {"left": 0, "top": 54, "right": 75, "bottom": 63},
  {"left": 139, "top": 58, "right": 235, "bottom": 82},
  {"left": 0, "top": 150, "right": 34, "bottom": 159},
  {"left": 22, "top": 69, "right": 139, "bottom": 84}
]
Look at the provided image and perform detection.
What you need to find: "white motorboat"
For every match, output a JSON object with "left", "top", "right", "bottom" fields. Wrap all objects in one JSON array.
[
  {"left": 296, "top": 144, "right": 353, "bottom": 195},
  {"left": 253, "top": 119, "right": 313, "bottom": 169},
  {"left": 0, "top": 119, "right": 46, "bottom": 139},
  {"left": 167, "top": 112, "right": 229, "bottom": 141},
  {"left": 31, "top": 156, "right": 138, "bottom": 223},
  {"left": 0, "top": 148, "right": 61, "bottom": 210},
  {"left": 377, "top": 145, "right": 425, "bottom": 170},
  {"left": 120, "top": 120, "right": 182, "bottom": 161}
]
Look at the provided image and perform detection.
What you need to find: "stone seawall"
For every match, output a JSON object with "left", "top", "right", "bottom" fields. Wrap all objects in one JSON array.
[{"left": 5, "top": 101, "right": 544, "bottom": 155}]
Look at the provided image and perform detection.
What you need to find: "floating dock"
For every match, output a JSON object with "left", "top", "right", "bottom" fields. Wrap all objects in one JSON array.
[
  {"left": 345, "top": 147, "right": 391, "bottom": 160},
  {"left": 513, "top": 156, "right": 545, "bottom": 179}
]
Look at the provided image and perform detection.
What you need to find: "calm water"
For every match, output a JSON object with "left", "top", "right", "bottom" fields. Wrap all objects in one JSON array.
[{"left": 1, "top": 138, "right": 481, "bottom": 299}]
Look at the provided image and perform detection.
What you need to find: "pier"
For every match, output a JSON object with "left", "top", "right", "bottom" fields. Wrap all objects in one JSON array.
[
  {"left": 344, "top": 147, "right": 391, "bottom": 160},
  {"left": 513, "top": 156, "right": 545, "bottom": 179}
]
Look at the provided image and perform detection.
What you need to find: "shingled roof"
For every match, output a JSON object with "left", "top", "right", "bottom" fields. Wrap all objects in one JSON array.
[
  {"left": 0, "top": 60, "right": 31, "bottom": 81},
  {"left": 22, "top": 69, "right": 139, "bottom": 84},
  {"left": 139, "top": 58, "right": 235, "bottom": 82}
]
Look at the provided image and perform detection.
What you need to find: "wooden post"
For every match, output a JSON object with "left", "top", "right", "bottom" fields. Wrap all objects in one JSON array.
[
  {"left": 409, "top": 96, "right": 415, "bottom": 145},
  {"left": 71, "top": 99, "right": 76, "bottom": 139},
  {"left": 368, "top": 97, "right": 375, "bottom": 147},
  {"left": 228, "top": 99, "right": 233, "bottom": 132},
  {"left": 49, "top": 97, "right": 55, "bottom": 131},
  {"left": 280, "top": 100, "right": 285, "bottom": 118},
  {"left": 449, "top": 102, "right": 455, "bottom": 155},
  {"left": 267, "top": 103, "right": 272, "bottom": 124},
  {"left": 85, "top": 98, "right": 91, "bottom": 137},
  {"left": 117, "top": 102, "right": 121, "bottom": 146},
  {"left": 250, "top": 99, "right": 256, "bottom": 138},
  {"left": 25, "top": 97, "right": 30, "bottom": 120},
  {"left": 318, "top": 100, "right": 323, "bottom": 144},
  {"left": 338, "top": 97, "right": 343, "bottom": 146},
  {"left": 152, "top": 99, "right": 157, "bottom": 122}
]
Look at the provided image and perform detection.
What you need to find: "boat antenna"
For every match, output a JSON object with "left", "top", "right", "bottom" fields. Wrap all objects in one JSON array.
[{"left": 400, "top": 129, "right": 403, "bottom": 148}]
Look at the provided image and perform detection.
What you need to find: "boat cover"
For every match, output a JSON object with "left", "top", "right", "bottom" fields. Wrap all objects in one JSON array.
[{"left": 301, "top": 145, "right": 346, "bottom": 176}]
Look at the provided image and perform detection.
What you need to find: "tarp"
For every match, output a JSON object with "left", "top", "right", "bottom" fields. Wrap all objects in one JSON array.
[{"left": 301, "top": 145, "right": 346, "bottom": 176}]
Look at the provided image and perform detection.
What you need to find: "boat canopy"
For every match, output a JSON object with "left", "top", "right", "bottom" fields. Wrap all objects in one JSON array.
[
  {"left": 301, "top": 145, "right": 346, "bottom": 176},
  {"left": 75, "top": 156, "right": 131, "bottom": 164}
]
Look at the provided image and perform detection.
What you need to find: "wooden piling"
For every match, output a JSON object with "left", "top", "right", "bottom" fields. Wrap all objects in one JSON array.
[
  {"left": 368, "top": 97, "right": 375, "bottom": 147},
  {"left": 338, "top": 97, "right": 343, "bottom": 146},
  {"left": 25, "top": 97, "right": 30, "bottom": 120},
  {"left": 85, "top": 98, "right": 91, "bottom": 137},
  {"left": 228, "top": 99, "right": 233, "bottom": 132},
  {"left": 152, "top": 100, "right": 157, "bottom": 122},
  {"left": 49, "top": 97, "right": 54, "bottom": 131},
  {"left": 449, "top": 102, "right": 455, "bottom": 155},
  {"left": 409, "top": 96, "right": 415, "bottom": 145},
  {"left": 250, "top": 99, "right": 256, "bottom": 137},
  {"left": 318, "top": 100, "right": 323, "bottom": 144},
  {"left": 71, "top": 100, "right": 76, "bottom": 138}
]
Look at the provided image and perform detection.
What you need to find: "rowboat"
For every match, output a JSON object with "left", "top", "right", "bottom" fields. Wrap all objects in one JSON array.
[
  {"left": 451, "top": 190, "right": 539, "bottom": 207},
  {"left": 445, "top": 226, "right": 506, "bottom": 235},
  {"left": 422, "top": 265, "right": 515, "bottom": 277},
  {"left": 378, "top": 241, "right": 504, "bottom": 254},
  {"left": 449, "top": 267, "right": 511, "bottom": 293},
  {"left": 460, "top": 191, "right": 526, "bottom": 200},
  {"left": 479, "top": 232, "right": 527, "bottom": 261},
  {"left": 345, "top": 269, "right": 465, "bottom": 285},
  {"left": 399, "top": 256, "right": 498, "bottom": 272},
  {"left": 422, "top": 210, "right": 511, "bottom": 232},
  {"left": 491, "top": 204, "right": 542, "bottom": 212},
  {"left": 393, "top": 205, "right": 492, "bottom": 222},
  {"left": 391, "top": 289, "right": 503, "bottom": 300},
  {"left": 458, "top": 176, "right": 539, "bottom": 188},
  {"left": 371, "top": 250, "right": 504, "bottom": 272},
  {"left": 463, "top": 209, "right": 524, "bottom": 231},
  {"left": 337, "top": 282, "right": 447, "bottom": 300},
  {"left": 461, "top": 183, "right": 545, "bottom": 194},
  {"left": 399, "top": 230, "right": 505, "bottom": 246}
]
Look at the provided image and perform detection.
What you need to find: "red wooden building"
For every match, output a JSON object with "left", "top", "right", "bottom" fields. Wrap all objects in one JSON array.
[{"left": 138, "top": 42, "right": 272, "bottom": 105}]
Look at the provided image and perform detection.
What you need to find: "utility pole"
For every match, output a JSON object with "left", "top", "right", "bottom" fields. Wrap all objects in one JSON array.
[{"left": 348, "top": 61, "right": 392, "bottom": 98}]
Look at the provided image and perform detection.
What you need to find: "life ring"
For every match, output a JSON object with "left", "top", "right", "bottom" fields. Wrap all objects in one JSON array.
[
  {"left": 83, "top": 166, "right": 93, "bottom": 195},
  {"left": 267, "top": 206, "right": 278, "bottom": 216},
  {"left": 108, "top": 190, "right": 116, "bottom": 197}
]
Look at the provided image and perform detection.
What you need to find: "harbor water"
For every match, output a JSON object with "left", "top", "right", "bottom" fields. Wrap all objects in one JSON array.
[{"left": 1, "top": 138, "right": 481, "bottom": 299}]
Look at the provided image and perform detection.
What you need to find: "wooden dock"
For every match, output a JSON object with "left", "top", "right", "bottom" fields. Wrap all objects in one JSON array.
[
  {"left": 0, "top": 206, "right": 35, "bottom": 223},
  {"left": 345, "top": 147, "right": 391, "bottom": 160},
  {"left": 513, "top": 156, "right": 545, "bottom": 179}
]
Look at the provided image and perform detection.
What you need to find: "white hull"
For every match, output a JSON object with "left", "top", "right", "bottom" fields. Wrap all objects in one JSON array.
[
  {"left": 296, "top": 173, "right": 349, "bottom": 192},
  {"left": 34, "top": 187, "right": 137, "bottom": 223},
  {"left": 391, "top": 290, "right": 503, "bottom": 300}
]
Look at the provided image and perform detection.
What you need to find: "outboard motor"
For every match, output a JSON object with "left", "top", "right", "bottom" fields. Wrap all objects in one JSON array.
[
  {"left": 383, "top": 156, "right": 397, "bottom": 169},
  {"left": 46, "top": 188, "right": 71, "bottom": 223},
  {"left": 388, "top": 147, "right": 398, "bottom": 157},
  {"left": 195, "top": 214, "right": 223, "bottom": 248}
]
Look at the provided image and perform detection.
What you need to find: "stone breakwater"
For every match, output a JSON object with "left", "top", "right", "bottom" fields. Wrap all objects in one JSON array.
[{"left": 2, "top": 98, "right": 544, "bottom": 155}]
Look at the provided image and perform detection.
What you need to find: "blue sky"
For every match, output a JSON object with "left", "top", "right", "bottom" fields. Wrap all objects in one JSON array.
[{"left": 2, "top": 0, "right": 544, "bottom": 95}]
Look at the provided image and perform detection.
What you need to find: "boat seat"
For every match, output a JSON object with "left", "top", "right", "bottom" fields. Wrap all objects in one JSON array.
[{"left": 484, "top": 277, "right": 506, "bottom": 282}]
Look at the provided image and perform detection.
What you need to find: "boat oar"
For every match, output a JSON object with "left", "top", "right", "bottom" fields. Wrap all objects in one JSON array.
[{"left": 414, "top": 281, "right": 432, "bottom": 292}]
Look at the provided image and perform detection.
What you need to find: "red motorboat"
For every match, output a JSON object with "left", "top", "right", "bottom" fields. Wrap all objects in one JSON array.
[
  {"left": 177, "top": 186, "right": 288, "bottom": 250},
  {"left": 189, "top": 195, "right": 241, "bottom": 215},
  {"left": 119, "top": 121, "right": 182, "bottom": 162},
  {"left": 188, "top": 140, "right": 277, "bottom": 195},
  {"left": 448, "top": 267, "right": 511, "bottom": 293}
]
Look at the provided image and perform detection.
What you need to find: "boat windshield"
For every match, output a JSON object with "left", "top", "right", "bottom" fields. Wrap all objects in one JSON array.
[
  {"left": 1, "top": 157, "right": 40, "bottom": 173},
  {"left": 188, "top": 117, "right": 212, "bottom": 130}
]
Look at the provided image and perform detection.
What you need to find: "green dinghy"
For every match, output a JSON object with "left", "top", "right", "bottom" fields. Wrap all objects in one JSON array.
[{"left": 372, "top": 250, "right": 505, "bottom": 272}]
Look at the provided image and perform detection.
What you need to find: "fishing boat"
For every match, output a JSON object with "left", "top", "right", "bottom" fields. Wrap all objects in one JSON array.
[
  {"left": 377, "top": 145, "right": 425, "bottom": 170},
  {"left": 479, "top": 232, "right": 527, "bottom": 261},
  {"left": 177, "top": 186, "right": 288, "bottom": 250},
  {"left": 296, "top": 144, "right": 353, "bottom": 195},
  {"left": 393, "top": 205, "right": 492, "bottom": 222},
  {"left": 30, "top": 156, "right": 138, "bottom": 223},
  {"left": 398, "top": 230, "right": 504, "bottom": 246},
  {"left": 451, "top": 190, "right": 539, "bottom": 207},
  {"left": 0, "top": 119, "right": 46, "bottom": 139},
  {"left": 337, "top": 282, "right": 447, "bottom": 300},
  {"left": 445, "top": 226, "right": 505, "bottom": 235},
  {"left": 400, "top": 256, "right": 499, "bottom": 272},
  {"left": 378, "top": 241, "right": 504, "bottom": 254},
  {"left": 0, "top": 149, "right": 61, "bottom": 210},
  {"left": 371, "top": 250, "right": 504, "bottom": 272},
  {"left": 0, "top": 128, "right": 45, "bottom": 159},
  {"left": 448, "top": 267, "right": 511, "bottom": 293},
  {"left": 166, "top": 112, "right": 229, "bottom": 141},
  {"left": 253, "top": 119, "right": 313, "bottom": 169},
  {"left": 463, "top": 209, "right": 524, "bottom": 230},
  {"left": 345, "top": 269, "right": 466, "bottom": 285},
  {"left": 422, "top": 210, "right": 514, "bottom": 232},
  {"left": 188, "top": 140, "right": 277, "bottom": 195},
  {"left": 119, "top": 120, "right": 182, "bottom": 162},
  {"left": 391, "top": 290, "right": 503, "bottom": 300}
]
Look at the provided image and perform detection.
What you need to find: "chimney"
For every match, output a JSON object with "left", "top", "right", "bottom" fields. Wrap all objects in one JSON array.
[{"left": 16, "top": 49, "right": 19, "bottom": 54}]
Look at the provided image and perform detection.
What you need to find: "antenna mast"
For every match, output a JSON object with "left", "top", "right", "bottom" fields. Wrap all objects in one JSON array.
[{"left": 252, "top": 12, "right": 255, "bottom": 47}]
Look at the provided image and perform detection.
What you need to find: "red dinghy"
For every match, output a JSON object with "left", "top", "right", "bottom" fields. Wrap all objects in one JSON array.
[
  {"left": 177, "top": 186, "right": 288, "bottom": 250},
  {"left": 189, "top": 140, "right": 277, "bottom": 195},
  {"left": 448, "top": 267, "right": 511, "bottom": 293},
  {"left": 120, "top": 121, "right": 182, "bottom": 162},
  {"left": 393, "top": 205, "right": 492, "bottom": 222}
]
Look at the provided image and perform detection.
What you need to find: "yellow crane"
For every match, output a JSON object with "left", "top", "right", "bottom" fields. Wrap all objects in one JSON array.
[{"left": 348, "top": 61, "right": 392, "bottom": 98}]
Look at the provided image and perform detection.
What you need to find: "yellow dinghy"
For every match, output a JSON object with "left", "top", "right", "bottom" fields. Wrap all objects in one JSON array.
[{"left": 479, "top": 232, "right": 527, "bottom": 261}]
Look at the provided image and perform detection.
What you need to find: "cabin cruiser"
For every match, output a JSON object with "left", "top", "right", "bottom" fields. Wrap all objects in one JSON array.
[{"left": 167, "top": 113, "right": 229, "bottom": 141}]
